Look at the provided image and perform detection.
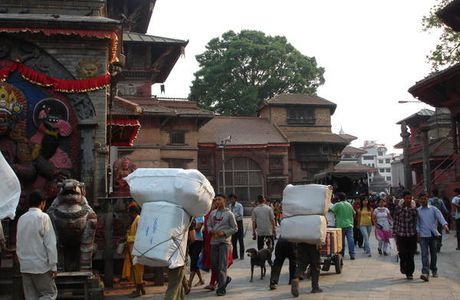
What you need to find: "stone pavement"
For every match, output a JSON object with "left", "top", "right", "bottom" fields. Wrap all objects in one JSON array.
[{"left": 105, "top": 217, "right": 460, "bottom": 300}]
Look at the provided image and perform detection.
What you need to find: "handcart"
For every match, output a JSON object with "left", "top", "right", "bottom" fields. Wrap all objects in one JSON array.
[{"left": 306, "top": 228, "right": 343, "bottom": 277}]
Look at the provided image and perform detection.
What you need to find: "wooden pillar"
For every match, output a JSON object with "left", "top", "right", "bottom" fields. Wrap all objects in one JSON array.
[
  {"left": 421, "top": 128, "right": 431, "bottom": 193},
  {"left": 103, "top": 198, "right": 114, "bottom": 288},
  {"left": 400, "top": 121, "right": 412, "bottom": 190},
  {"left": 452, "top": 117, "right": 458, "bottom": 154}
]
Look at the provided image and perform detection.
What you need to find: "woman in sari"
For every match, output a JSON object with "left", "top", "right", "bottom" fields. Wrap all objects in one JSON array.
[{"left": 372, "top": 198, "right": 393, "bottom": 255}]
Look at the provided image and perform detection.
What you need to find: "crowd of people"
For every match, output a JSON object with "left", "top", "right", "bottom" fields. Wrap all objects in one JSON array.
[{"left": 3, "top": 186, "right": 459, "bottom": 300}]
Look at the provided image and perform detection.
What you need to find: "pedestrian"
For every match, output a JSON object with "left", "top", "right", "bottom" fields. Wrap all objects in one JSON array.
[
  {"left": 290, "top": 242, "right": 322, "bottom": 297},
  {"left": 352, "top": 196, "right": 363, "bottom": 249},
  {"left": 202, "top": 198, "right": 218, "bottom": 291},
  {"left": 164, "top": 217, "right": 196, "bottom": 299},
  {"left": 356, "top": 195, "right": 373, "bottom": 257},
  {"left": 372, "top": 198, "right": 392, "bottom": 256},
  {"left": 188, "top": 215, "right": 205, "bottom": 289},
  {"left": 269, "top": 237, "right": 296, "bottom": 290},
  {"left": 121, "top": 202, "right": 145, "bottom": 298},
  {"left": 229, "top": 194, "right": 245, "bottom": 260},
  {"left": 451, "top": 188, "right": 460, "bottom": 250},
  {"left": 417, "top": 192, "right": 449, "bottom": 282},
  {"left": 331, "top": 193, "right": 356, "bottom": 260},
  {"left": 252, "top": 195, "right": 276, "bottom": 251},
  {"left": 428, "top": 189, "right": 449, "bottom": 252},
  {"left": 207, "top": 194, "right": 238, "bottom": 296},
  {"left": 16, "top": 190, "right": 58, "bottom": 300},
  {"left": 393, "top": 190, "right": 418, "bottom": 280}
]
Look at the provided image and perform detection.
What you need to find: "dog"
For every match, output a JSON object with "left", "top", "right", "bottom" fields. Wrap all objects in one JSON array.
[{"left": 246, "top": 238, "right": 273, "bottom": 282}]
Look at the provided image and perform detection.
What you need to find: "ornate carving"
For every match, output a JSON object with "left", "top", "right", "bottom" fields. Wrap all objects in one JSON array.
[
  {"left": 47, "top": 179, "right": 97, "bottom": 271},
  {"left": 112, "top": 157, "right": 137, "bottom": 197},
  {"left": 76, "top": 58, "right": 103, "bottom": 79}
]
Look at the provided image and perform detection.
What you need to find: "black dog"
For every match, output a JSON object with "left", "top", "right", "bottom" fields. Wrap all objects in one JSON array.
[{"left": 246, "top": 239, "right": 273, "bottom": 282}]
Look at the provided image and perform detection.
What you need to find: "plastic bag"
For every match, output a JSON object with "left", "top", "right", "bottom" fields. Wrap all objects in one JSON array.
[
  {"left": 0, "top": 152, "right": 21, "bottom": 220},
  {"left": 389, "top": 238, "right": 398, "bottom": 263}
]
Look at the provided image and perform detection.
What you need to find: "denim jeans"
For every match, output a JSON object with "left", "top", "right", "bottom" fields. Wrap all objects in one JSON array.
[
  {"left": 419, "top": 237, "right": 438, "bottom": 275},
  {"left": 211, "top": 243, "right": 229, "bottom": 291},
  {"left": 341, "top": 227, "right": 355, "bottom": 257},
  {"left": 359, "top": 225, "right": 372, "bottom": 254}
]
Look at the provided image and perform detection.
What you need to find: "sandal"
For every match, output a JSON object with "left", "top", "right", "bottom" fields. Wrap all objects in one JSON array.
[
  {"left": 204, "top": 284, "right": 215, "bottom": 291},
  {"left": 194, "top": 280, "right": 205, "bottom": 287}
]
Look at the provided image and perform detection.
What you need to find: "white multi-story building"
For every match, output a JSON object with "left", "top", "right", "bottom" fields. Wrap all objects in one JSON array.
[{"left": 360, "top": 140, "right": 396, "bottom": 185}]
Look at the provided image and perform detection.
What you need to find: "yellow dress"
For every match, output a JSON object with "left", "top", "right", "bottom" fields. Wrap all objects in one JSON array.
[{"left": 121, "top": 215, "right": 144, "bottom": 284}]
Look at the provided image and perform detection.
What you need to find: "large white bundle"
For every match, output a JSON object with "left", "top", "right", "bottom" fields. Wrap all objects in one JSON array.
[
  {"left": 132, "top": 201, "right": 190, "bottom": 269},
  {"left": 125, "top": 168, "right": 214, "bottom": 217},
  {"left": 0, "top": 152, "right": 21, "bottom": 220},
  {"left": 282, "top": 184, "right": 332, "bottom": 217},
  {"left": 280, "top": 215, "right": 327, "bottom": 245}
]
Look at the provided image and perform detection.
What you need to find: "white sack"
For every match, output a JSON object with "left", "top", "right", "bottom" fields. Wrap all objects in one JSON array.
[
  {"left": 125, "top": 168, "right": 214, "bottom": 217},
  {"left": 0, "top": 152, "right": 21, "bottom": 220},
  {"left": 282, "top": 184, "right": 332, "bottom": 217},
  {"left": 280, "top": 215, "right": 327, "bottom": 245},
  {"left": 132, "top": 201, "right": 190, "bottom": 269}
]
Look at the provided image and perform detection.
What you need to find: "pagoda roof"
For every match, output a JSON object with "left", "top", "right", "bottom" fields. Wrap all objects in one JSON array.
[
  {"left": 436, "top": 0, "right": 460, "bottom": 31},
  {"left": 284, "top": 131, "right": 349, "bottom": 144},
  {"left": 199, "top": 116, "right": 288, "bottom": 145},
  {"left": 0, "top": 14, "right": 119, "bottom": 30},
  {"left": 123, "top": 32, "right": 187, "bottom": 44},
  {"left": 261, "top": 93, "right": 337, "bottom": 114},
  {"left": 396, "top": 109, "right": 434, "bottom": 127}
]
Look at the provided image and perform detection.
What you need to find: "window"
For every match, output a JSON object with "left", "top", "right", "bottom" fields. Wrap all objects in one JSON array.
[
  {"left": 378, "top": 159, "right": 384, "bottom": 164},
  {"left": 170, "top": 131, "right": 185, "bottom": 144},
  {"left": 386, "top": 176, "right": 391, "bottom": 181},
  {"left": 219, "top": 157, "right": 263, "bottom": 204},
  {"left": 287, "top": 107, "right": 315, "bottom": 125},
  {"left": 379, "top": 168, "right": 385, "bottom": 173},
  {"left": 385, "top": 159, "right": 391, "bottom": 163},
  {"left": 168, "top": 159, "right": 188, "bottom": 169},
  {"left": 385, "top": 168, "right": 391, "bottom": 173},
  {"left": 363, "top": 155, "right": 374, "bottom": 161}
]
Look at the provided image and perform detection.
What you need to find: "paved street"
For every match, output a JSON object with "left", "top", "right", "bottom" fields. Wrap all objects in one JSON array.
[{"left": 105, "top": 217, "right": 460, "bottom": 300}]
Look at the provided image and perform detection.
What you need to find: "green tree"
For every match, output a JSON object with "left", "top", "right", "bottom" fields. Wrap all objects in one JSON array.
[
  {"left": 189, "top": 30, "right": 325, "bottom": 116},
  {"left": 423, "top": 0, "right": 460, "bottom": 71}
]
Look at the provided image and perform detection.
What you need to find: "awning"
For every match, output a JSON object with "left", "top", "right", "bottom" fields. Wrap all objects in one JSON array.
[{"left": 107, "top": 118, "right": 140, "bottom": 147}]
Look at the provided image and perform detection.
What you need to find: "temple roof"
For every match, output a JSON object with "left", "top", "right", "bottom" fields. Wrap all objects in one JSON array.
[
  {"left": 199, "top": 116, "right": 288, "bottom": 145},
  {"left": 396, "top": 109, "right": 434, "bottom": 126},
  {"left": 123, "top": 32, "right": 187, "bottom": 44},
  {"left": 283, "top": 131, "right": 349, "bottom": 144},
  {"left": 436, "top": 0, "right": 460, "bottom": 31},
  {"left": 341, "top": 146, "right": 367, "bottom": 155},
  {"left": 261, "top": 93, "right": 337, "bottom": 114}
]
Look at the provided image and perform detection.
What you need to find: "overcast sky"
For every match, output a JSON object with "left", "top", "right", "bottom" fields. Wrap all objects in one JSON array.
[{"left": 149, "top": 0, "right": 440, "bottom": 153}]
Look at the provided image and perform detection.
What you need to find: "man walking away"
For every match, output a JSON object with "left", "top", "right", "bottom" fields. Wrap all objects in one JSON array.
[
  {"left": 229, "top": 194, "right": 245, "bottom": 259},
  {"left": 393, "top": 190, "right": 418, "bottom": 280},
  {"left": 269, "top": 237, "right": 296, "bottom": 290},
  {"left": 452, "top": 188, "right": 460, "bottom": 250},
  {"left": 207, "top": 194, "right": 238, "bottom": 296},
  {"left": 16, "top": 190, "right": 58, "bottom": 300},
  {"left": 252, "top": 195, "right": 276, "bottom": 251},
  {"left": 417, "top": 192, "right": 449, "bottom": 282},
  {"left": 428, "top": 189, "right": 448, "bottom": 252},
  {"left": 331, "top": 193, "right": 356, "bottom": 260},
  {"left": 291, "top": 242, "right": 322, "bottom": 297}
]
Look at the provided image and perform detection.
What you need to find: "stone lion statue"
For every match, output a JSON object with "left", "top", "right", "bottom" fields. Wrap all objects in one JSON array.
[{"left": 47, "top": 179, "right": 97, "bottom": 271}]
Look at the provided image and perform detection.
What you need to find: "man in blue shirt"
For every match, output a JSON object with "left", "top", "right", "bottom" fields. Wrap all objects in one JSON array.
[
  {"left": 428, "top": 189, "right": 448, "bottom": 252},
  {"left": 452, "top": 188, "right": 460, "bottom": 251},
  {"left": 416, "top": 192, "right": 449, "bottom": 282},
  {"left": 229, "top": 194, "right": 245, "bottom": 259}
]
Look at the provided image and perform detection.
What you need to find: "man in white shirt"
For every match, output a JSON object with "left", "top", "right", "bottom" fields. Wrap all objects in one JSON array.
[
  {"left": 252, "top": 195, "right": 276, "bottom": 251},
  {"left": 229, "top": 194, "right": 245, "bottom": 259},
  {"left": 16, "top": 190, "right": 58, "bottom": 300}
]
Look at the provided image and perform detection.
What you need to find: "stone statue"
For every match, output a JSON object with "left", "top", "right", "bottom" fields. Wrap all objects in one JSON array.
[
  {"left": 113, "top": 157, "right": 136, "bottom": 197},
  {"left": 47, "top": 179, "right": 97, "bottom": 271}
]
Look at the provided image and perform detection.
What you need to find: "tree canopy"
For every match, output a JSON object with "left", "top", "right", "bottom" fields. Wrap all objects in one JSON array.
[
  {"left": 189, "top": 30, "right": 325, "bottom": 116},
  {"left": 423, "top": 0, "right": 460, "bottom": 71}
]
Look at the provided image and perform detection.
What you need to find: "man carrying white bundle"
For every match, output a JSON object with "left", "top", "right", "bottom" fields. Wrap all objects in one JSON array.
[{"left": 207, "top": 194, "right": 238, "bottom": 296}]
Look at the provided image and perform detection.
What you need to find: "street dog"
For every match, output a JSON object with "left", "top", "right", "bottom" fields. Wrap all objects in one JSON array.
[{"left": 246, "top": 238, "right": 273, "bottom": 282}]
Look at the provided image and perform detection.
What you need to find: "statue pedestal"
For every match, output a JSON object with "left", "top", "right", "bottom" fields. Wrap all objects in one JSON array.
[{"left": 56, "top": 271, "right": 104, "bottom": 300}]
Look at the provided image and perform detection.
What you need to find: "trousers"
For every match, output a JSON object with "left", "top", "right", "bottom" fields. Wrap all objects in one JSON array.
[{"left": 22, "top": 272, "right": 57, "bottom": 300}]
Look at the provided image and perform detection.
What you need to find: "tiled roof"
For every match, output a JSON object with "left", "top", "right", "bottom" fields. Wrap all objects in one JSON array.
[
  {"left": 342, "top": 146, "right": 367, "bottom": 155},
  {"left": 334, "top": 161, "right": 376, "bottom": 173},
  {"left": 111, "top": 96, "right": 142, "bottom": 116},
  {"left": 0, "top": 14, "right": 118, "bottom": 24},
  {"left": 397, "top": 109, "right": 434, "bottom": 124},
  {"left": 123, "top": 32, "right": 188, "bottom": 45},
  {"left": 199, "top": 116, "right": 287, "bottom": 145},
  {"left": 283, "top": 131, "right": 349, "bottom": 144},
  {"left": 262, "top": 94, "right": 337, "bottom": 114}
]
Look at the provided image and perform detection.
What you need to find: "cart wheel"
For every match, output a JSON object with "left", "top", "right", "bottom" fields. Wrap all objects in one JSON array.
[
  {"left": 322, "top": 258, "right": 331, "bottom": 271},
  {"left": 335, "top": 254, "right": 343, "bottom": 274}
]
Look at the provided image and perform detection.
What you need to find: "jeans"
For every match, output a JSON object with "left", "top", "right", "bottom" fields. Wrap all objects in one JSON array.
[
  {"left": 456, "top": 218, "right": 460, "bottom": 249},
  {"left": 294, "top": 243, "right": 320, "bottom": 290},
  {"left": 231, "top": 220, "right": 245, "bottom": 259},
  {"left": 211, "top": 243, "right": 229, "bottom": 291},
  {"left": 270, "top": 239, "right": 296, "bottom": 285},
  {"left": 359, "top": 225, "right": 372, "bottom": 254},
  {"left": 419, "top": 237, "right": 438, "bottom": 275},
  {"left": 340, "top": 227, "right": 355, "bottom": 257},
  {"left": 396, "top": 235, "right": 417, "bottom": 276}
]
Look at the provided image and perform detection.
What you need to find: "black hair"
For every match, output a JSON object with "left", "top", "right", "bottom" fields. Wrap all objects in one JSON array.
[
  {"left": 128, "top": 205, "right": 141, "bottom": 215},
  {"left": 454, "top": 188, "right": 460, "bottom": 194},
  {"left": 257, "top": 195, "right": 265, "bottom": 203},
  {"left": 28, "top": 190, "right": 45, "bottom": 207},
  {"left": 228, "top": 193, "right": 237, "bottom": 200},
  {"left": 215, "top": 193, "right": 226, "bottom": 200},
  {"left": 431, "top": 189, "right": 439, "bottom": 197},
  {"left": 418, "top": 192, "right": 427, "bottom": 198},
  {"left": 402, "top": 190, "right": 412, "bottom": 197}
]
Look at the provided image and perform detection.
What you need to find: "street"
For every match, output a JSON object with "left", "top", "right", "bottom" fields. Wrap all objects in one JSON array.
[{"left": 105, "top": 217, "right": 460, "bottom": 300}]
